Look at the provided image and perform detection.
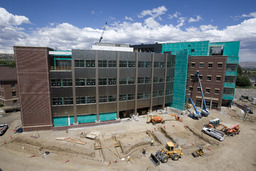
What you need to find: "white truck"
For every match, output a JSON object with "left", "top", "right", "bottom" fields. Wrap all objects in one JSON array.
[
  {"left": 202, "top": 127, "right": 225, "bottom": 141},
  {"left": 0, "top": 124, "right": 8, "bottom": 136}
]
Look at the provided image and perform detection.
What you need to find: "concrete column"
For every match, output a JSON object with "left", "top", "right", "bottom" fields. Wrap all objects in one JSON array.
[
  {"left": 150, "top": 53, "right": 154, "bottom": 112},
  {"left": 134, "top": 52, "right": 138, "bottom": 115},
  {"left": 163, "top": 54, "right": 168, "bottom": 109},
  {"left": 116, "top": 51, "right": 120, "bottom": 118},
  {"left": 71, "top": 58, "right": 77, "bottom": 123},
  {"left": 95, "top": 51, "right": 99, "bottom": 121}
]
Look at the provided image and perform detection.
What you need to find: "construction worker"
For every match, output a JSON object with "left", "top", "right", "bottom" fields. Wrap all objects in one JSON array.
[
  {"left": 151, "top": 140, "right": 154, "bottom": 146},
  {"left": 142, "top": 148, "right": 147, "bottom": 155}
]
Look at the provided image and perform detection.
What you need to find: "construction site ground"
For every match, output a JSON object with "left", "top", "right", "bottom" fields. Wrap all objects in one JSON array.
[{"left": 0, "top": 105, "right": 256, "bottom": 171}]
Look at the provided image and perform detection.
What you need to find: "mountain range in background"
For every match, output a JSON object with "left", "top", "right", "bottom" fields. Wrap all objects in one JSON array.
[{"left": 239, "top": 62, "right": 256, "bottom": 69}]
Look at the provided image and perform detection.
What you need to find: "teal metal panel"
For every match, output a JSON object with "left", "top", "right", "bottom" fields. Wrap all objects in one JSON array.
[
  {"left": 77, "top": 114, "right": 97, "bottom": 123},
  {"left": 210, "top": 41, "right": 240, "bottom": 57},
  {"left": 70, "top": 116, "right": 74, "bottom": 125},
  {"left": 222, "top": 94, "right": 234, "bottom": 100},
  {"left": 224, "top": 83, "right": 236, "bottom": 88},
  {"left": 225, "top": 71, "right": 237, "bottom": 76},
  {"left": 168, "top": 50, "right": 188, "bottom": 110},
  {"left": 226, "top": 56, "right": 239, "bottom": 64},
  {"left": 99, "top": 112, "right": 117, "bottom": 121},
  {"left": 53, "top": 116, "right": 69, "bottom": 127}
]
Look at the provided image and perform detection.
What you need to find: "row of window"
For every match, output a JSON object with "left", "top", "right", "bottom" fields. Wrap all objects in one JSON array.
[
  {"left": 191, "top": 62, "right": 223, "bottom": 69},
  {"left": 189, "top": 87, "right": 234, "bottom": 95},
  {"left": 75, "top": 60, "right": 174, "bottom": 68},
  {"left": 51, "top": 76, "right": 173, "bottom": 87},
  {"left": 190, "top": 75, "right": 222, "bottom": 82},
  {"left": 52, "top": 90, "right": 172, "bottom": 106}
]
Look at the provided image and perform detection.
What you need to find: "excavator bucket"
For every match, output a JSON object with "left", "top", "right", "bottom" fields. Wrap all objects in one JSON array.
[{"left": 149, "top": 153, "right": 160, "bottom": 166}]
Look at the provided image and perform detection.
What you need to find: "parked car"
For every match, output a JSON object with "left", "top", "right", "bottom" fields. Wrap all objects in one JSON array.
[
  {"left": 0, "top": 124, "right": 9, "bottom": 136},
  {"left": 202, "top": 127, "right": 225, "bottom": 141}
]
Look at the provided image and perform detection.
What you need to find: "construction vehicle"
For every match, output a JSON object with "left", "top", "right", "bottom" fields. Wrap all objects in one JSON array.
[
  {"left": 169, "top": 114, "right": 183, "bottom": 122},
  {"left": 205, "top": 119, "right": 240, "bottom": 136},
  {"left": 99, "top": 22, "right": 107, "bottom": 43},
  {"left": 195, "top": 71, "right": 210, "bottom": 116},
  {"left": 0, "top": 124, "right": 8, "bottom": 136},
  {"left": 147, "top": 113, "right": 165, "bottom": 125},
  {"left": 150, "top": 141, "right": 183, "bottom": 166},
  {"left": 188, "top": 97, "right": 202, "bottom": 119},
  {"left": 192, "top": 145, "right": 204, "bottom": 157},
  {"left": 202, "top": 127, "right": 225, "bottom": 141}
]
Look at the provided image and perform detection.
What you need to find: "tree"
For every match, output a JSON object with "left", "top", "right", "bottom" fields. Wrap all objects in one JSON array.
[
  {"left": 236, "top": 75, "right": 251, "bottom": 87},
  {"left": 237, "top": 65, "right": 242, "bottom": 75}
]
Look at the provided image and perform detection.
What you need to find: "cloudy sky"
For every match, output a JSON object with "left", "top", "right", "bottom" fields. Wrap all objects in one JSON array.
[{"left": 1, "top": 0, "right": 256, "bottom": 62}]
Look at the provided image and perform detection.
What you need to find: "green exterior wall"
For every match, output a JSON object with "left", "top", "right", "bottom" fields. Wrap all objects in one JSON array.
[
  {"left": 53, "top": 116, "right": 74, "bottom": 127},
  {"left": 77, "top": 114, "right": 97, "bottom": 123},
  {"left": 99, "top": 112, "right": 117, "bottom": 121}
]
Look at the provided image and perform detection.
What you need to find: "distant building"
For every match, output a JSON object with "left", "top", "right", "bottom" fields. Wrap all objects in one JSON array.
[{"left": 0, "top": 65, "right": 19, "bottom": 106}]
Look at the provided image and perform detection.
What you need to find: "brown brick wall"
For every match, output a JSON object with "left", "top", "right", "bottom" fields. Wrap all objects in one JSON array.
[
  {"left": 14, "top": 46, "right": 53, "bottom": 130},
  {"left": 188, "top": 55, "right": 227, "bottom": 109},
  {"left": 0, "top": 81, "right": 19, "bottom": 106}
]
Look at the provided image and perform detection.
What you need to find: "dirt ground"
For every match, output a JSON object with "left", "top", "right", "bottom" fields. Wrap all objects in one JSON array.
[{"left": 0, "top": 106, "right": 256, "bottom": 171}]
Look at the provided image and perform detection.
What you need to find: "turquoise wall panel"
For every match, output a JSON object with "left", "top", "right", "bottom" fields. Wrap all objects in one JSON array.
[
  {"left": 99, "top": 112, "right": 117, "bottom": 121},
  {"left": 53, "top": 116, "right": 69, "bottom": 127},
  {"left": 77, "top": 114, "right": 97, "bottom": 123},
  {"left": 222, "top": 94, "right": 234, "bottom": 100},
  {"left": 225, "top": 71, "right": 237, "bottom": 76},
  {"left": 226, "top": 56, "right": 239, "bottom": 64},
  {"left": 224, "top": 83, "right": 236, "bottom": 88}
]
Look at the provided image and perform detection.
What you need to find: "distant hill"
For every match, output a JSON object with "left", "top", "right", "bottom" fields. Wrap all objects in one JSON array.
[{"left": 239, "top": 62, "right": 256, "bottom": 68}]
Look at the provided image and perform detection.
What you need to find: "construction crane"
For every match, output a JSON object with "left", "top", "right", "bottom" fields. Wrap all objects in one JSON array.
[
  {"left": 195, "top": 71, "right": 210, "bottom": 116},
  {"left": 99, "top": 22, "right": 107, "bottom": 43}
]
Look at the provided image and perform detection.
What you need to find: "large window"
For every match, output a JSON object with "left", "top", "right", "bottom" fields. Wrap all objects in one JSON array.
[
  {"left": 64, "top": 97, "right": 73, "bottom": 105},
  {"left": 119, "top": 61, "right": 127, "bottom": 67},
  {"left": 128, "top": 94, "right": 134, "bottom": 100},
  {"left": 138, "top": 77, "right": 145, "bottom": 84},
  {"left": 98, "top": 78, "right": 107, "bottom": 85},
  {"left": 225, "top": 76, "right": 236, "bottom": 83},
  {"left": 137, "top": 93, "right": 144, "bottom": 99},
  {"left": 98, "top": 60, "right": 107, "bottom": 67},
  {"left": 128, "top": 78, "right": 135, "bottom": 84},
  {"left": 226, "top": 64, "right": 237, "bottom": 71},
  {"left": 145, "top": 77, "right": 151, "bottom": 83},
  {"left": 119, "top": 95, "right": 127, "bottom": 101},
  {"left": 128, "top": 61, "right": 136, "bottom": 67},
  {"left": 138, "top": 61, "right": 145, "bottom": 67},
  {"left": 63, "top": 79, "right": 72, "bottom": 87},
  {"left": 119, "top": 78, "right": 127, "bottom": 84},
  {"left": 108, "top": 61, "right": 116, "bottom": 67},
  {"left": 75, "top": 60, "right": 84, "bottom": 67},
  {"left": 99, "top": 96, "right": 108, "bottom": 103},
  {"left": 108, "top": 95, "right": 116, "bottom": 102},
  {"left": 52, "top": 97, "right": 62, "bottom": 106},
  {"left": 108, "top": 78, "right": 116, "bottom": 85},
  {"left": 87, "top": 79, "right": 95, "bottom": 86},
  {"left": 76, "top": 97, "right": 86, "bottom": 104},
  {"left": 76, "top": 79, "right": 85, "bottom": 86},
  {"left": 145, "top": 61, "right": 151, "bottom": 68},
  {"left": 87, "top": 96, "right": 96, "bottom": 103},
  {"left": 223, "top": 88, "right": 234, "bottom": 95},
  {"left": 86, "top": 60, "right": 95, "bottom": 67},
  {"left": 51, "top": 79, "right": 61, "bottom": 87}
]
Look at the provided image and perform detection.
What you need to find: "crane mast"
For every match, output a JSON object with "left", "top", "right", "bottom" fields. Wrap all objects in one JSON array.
[{"left": 99, "top": 22, "right": 107, "bottom": 43}]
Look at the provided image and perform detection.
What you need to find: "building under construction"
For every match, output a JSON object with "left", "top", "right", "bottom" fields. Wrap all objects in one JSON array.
[{"left": 14, "top": 41, "right": 240, "bottom": 131}]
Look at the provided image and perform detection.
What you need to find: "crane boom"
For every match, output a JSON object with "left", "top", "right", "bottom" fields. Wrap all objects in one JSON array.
[{"left": 99, "top": 22, "right": 107, "bottom": 43}]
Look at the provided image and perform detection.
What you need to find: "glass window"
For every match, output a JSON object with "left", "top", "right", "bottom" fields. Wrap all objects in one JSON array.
[
  {"left": 159, "top": 91, "right": 163, "bottom": 96},
  {"left": 195, "top": 99, "right": 202, "bottom": 107},
  {"left": 128, "top": 61, "right": 135, "bottom": 67},
  {"left": 108, "top": 95, "right": 116, "bottom": 102},
  {"left": 86, "top": 79, "right": 95, "bottom": 86},
  {"left": 216, "top": 76, "right": 221, "bottom": 82},
  {"left": 87, "top": 96, "right": 96, "bottom": 103},
  {"left": 12, "top": 91, "right": 16, "bottom": 97},
  {"left": 98, "top": 60, "right": 107, "bottom": 67},
  {"left": 197, "top": 87, "right": 201, "bottom": 92},
  {"left": 226, "top": 64, "right": 237, "bottom": 71},
  {"left": 159, "top": 77, "right": 164, "bottom": 83},
  {"left": 127, "top": 78, "right": 135, "bottom": 85},
  {"left": 119, "top": 78, "right": 127, "bottom": 85},
  {"left": 75, "top": 60, "right": 84, "bottom": 67},
  {"left": 128, "top": 94, "right": 134, "bottom": 100},
  {"left": 99, "top": 96, "right": 107, "bottom": 103},
  {"left": 199, "top": 75, "right": 203, "bottom": 80},
  {"left": 11, "top": 83, "right": 15, "bottom": 88},
  {"left": 160, "top": 62, "right": 165, "bottom": 68},
  {"left": 63, "top": 79, "right": 72, "bottom": 86},
  {"left": 52, "top": 97, "right": 62, "bottom": 105},
  {"left": 189, "top": 86, "right": 193, "bottom": 91},
  {"left": 199, "top": 63, "right": 204, "bottom": 68},
  {"left": 108, "top": 78, "right": 116, "bottom": 85},
  {"left": 119, "top": 94, "right": 127, "bottom": 101},
  {"left": 145, "top": 77, "right": 151, "bottom": 83},
  {"left": 191, "top": 62, "right": 195, "bottom": 68},
  {"left": 76, "top": 97, "right": 86, "bottom": 104},
  {"left": 207, "top": 76, "right": 212, "bottom": 81},
  {"left": 154, "top": 62, "right": 160, "bottom": 68},
  {"left": 108, "top": 60, "right": 116, "bottom": 67},
  {"left": 144, "top": 92, "right": 151, "bottom": 99},
  {"left": 215, "top": 89, "right": 220, "bottom": 94},
  {"left": 206, "top": 88, "right": 210, "bottom": 94},
  {"left": 190, "top": 75, "right": 195, "bottom": 80},
  {"left": 86, "top": 60, "right": 95, "bottom": 67},
  {"left": 75, "top": 79, "right": 85, "bottom": 86},
  {"left": 208, "top": 63, "right": 213, "bottom": 68},
  {"left": 137, "top": 93, "right": 144, "bottom": 99},
  {"left": 225, "top": 76, "right": 235, "bottom": 83},
  {"left": 64, "top": 97, "right": 73, "bottom": 105},
  {"left": 138, "top": 77, "right": 144, "bottom": 84},
  {"left": 119, "top": 61, "right": 127, "bottom": 67},
  {"left": 98, "top": 78, "right": 107, "bottom": 85},
  {"left": 217, "top": 63, "right": 223, "bottom": 68},
  {"left": 138, "top": 61, "right": 145, "bottom": 67},
  {"left": 145, "top": 62, "right": 151, "bottom": 68},
  {"left": 153, "top": 92, "right": 158, "bottom": 97},
  {"left": 167, "top": 62, "right": 172, "bottom": 68},
  {"left": 154, "top": 77, "right": 159, "bottom": 83},
  {"left": 223, "top": 88, "right": 234, "bottom": 95},
  {"left": 51, "top": 79, "right": 61, "bottom": 87}
]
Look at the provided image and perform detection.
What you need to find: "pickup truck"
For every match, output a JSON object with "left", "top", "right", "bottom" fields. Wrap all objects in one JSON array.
[
  {"left": 0, "top": 124, "right": 9, "bottom": 136},
  {"left": 202, "top": 127, "right": 225, "bottom": 141}
]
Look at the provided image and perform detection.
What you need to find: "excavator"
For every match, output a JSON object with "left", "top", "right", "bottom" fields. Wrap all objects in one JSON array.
[
  {"left": 168, "top": 114, "right": 183, "bottom": 122},
  {"left": 195, "top": 71, "right": 210, "bottom": 116},
  {"left": 206, "top": 119, "right": 240, "bottom": 136},
  {"left": 188, "top": 97, "right": 202, "bottom": 119}
]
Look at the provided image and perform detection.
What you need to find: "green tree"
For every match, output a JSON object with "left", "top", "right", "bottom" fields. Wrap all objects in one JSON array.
[
  {"left": 236, "top": 75, "right": 251, "bottom": 87},
  {"left": 237, "top": 65, "right": 242, "bottom": 75}
]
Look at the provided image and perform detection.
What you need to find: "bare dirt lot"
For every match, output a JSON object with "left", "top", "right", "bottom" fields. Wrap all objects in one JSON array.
[{"left": 0, "top": 106, "right": 256, "bottom": 171}]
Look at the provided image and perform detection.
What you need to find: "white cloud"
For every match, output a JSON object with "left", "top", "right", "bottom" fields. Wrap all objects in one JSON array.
[
  {"left": 1, "top": 7, "right": 256, "bottom": 62},
  {"left": 138, "top": 6, "right": 167, "bottom": 18},
  {"left": 188, "top": 15, "right": 202, "bottom": 23},
  {"left": 125, "top": 16, "right": 133, "bottom": 21},
  {"left": 241, "top": 12, "right": 256, "bottom": 18},
  {"left": 0, "top": 7, "right": 30, "bottom": 27},
  {"left": 168, "top": 12, "right": 181, "bottom": 20}
]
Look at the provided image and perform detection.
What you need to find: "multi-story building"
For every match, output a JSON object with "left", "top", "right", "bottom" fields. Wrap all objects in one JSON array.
[
  {"left": 0, "top": 65, "right": 19, "bottom": 106},
  {"left": 14, "top": 46, "right": 175, "bottom": 131},
  {"left": 133, "top": 41, "right": 240, "bottom": 110}
]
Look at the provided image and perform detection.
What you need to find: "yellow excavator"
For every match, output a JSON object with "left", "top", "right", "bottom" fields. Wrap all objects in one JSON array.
[{"left": 150, "top": 141, "right": 183, "bottom": 166}]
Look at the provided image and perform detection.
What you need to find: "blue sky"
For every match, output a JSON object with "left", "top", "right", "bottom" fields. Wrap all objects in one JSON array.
[{"left": 1, "top": 0, "right": 256, "bottom": 61}]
